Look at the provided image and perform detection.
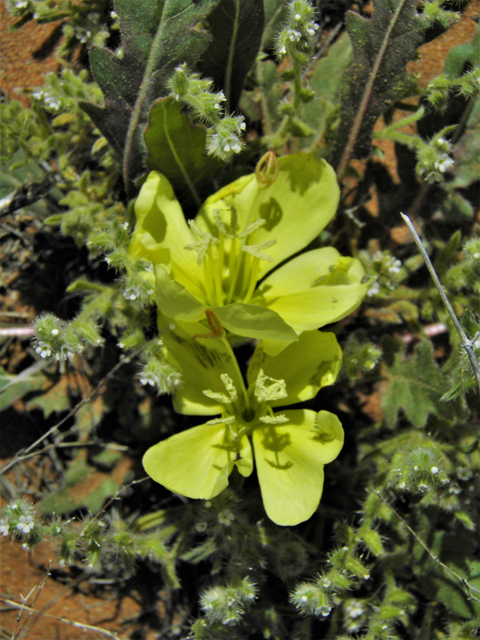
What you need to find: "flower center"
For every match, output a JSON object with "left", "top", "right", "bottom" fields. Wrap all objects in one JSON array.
[
  {"left": 184, "top": 205, "right": 276, "bottom": 307},
  {"left": 202, "top": 370, "right": 289, "bottom": 441}
]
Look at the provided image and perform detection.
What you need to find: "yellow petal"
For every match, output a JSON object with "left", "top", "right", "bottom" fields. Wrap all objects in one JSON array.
[
  {"left": 248, "top": 331, "right": 342, "bottom": 407},
  {"left": 252, "top": 410, "right": 344, "bottom": 526},
  {"left": 143, "top": 423, "right": 252, "bottom": 500},
  {"left": 130, "top": 171, "right": 205, "bottom": 300},
  {"left": 254, "top": 248, "right": 369, "bottom": 331},
  {"left": 195, "top": 155, "right": 340, "bottom": 280},
  {"left": 158, "top": 316, "right": 244, "bottom": 416}
]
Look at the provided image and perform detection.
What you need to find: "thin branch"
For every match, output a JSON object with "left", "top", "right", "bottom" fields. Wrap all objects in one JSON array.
[
  {"left": 0, "top": 354, "right": 135, "bottom": 478},
  {"left": 0, "top": 597, "right": 119, "bottom": 639},
  {"left": 400, "top": 212, "right": 480, "bottom": 394},
  {"left": 371, "top": 491, "right": 480, "bottom": 601}
]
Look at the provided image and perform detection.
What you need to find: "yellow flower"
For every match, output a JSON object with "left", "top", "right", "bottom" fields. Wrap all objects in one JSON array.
[
  {"left": 130, "top": 154, "right": 369, "bottom": 352},
  {"left": 143, "top": 318, "right": 344, "bottom": 526}
]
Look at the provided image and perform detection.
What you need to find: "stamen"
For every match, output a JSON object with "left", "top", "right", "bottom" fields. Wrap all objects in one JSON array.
[
  {"left": 242, "top": 240, "right": 276, "bottom": 262},
  {"left": 206, "top": 416, "right": 236, "bottom": 426},
  {"left": 254, "top": 369, "right": 288, "bottom": 402},
  {"left": 259, "top": 414, "right": 289, "bottom": 424},
  {"left": 238, "top": 217, "right": 267, "bottom": 238},
  {"left": 203, "top": 373, "right": 238, "bottom": 403},
  {"left": 184, "top": 220, "right": 219, "bottom": 266}
]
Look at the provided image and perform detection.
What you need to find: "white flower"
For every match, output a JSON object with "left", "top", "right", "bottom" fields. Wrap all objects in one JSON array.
[
  {"left": 217, "top": 509, "right": 235, "bottom": 526},
  {"left": 387, "top": 257, "right": 402, "bottom": 274},
  {"left": 346, "top": 600, "right": 365, "bottom": 619},
  {"left": 16, "top": 515, "right": 35, "bottom": 534},
  {"left": 287, "top": 29, "right": 302, "bottom": 42},
  {"left": 457, "top": 467, "right": 472, "bottom": 481},
  {"left": 434, "top": 154, "right": 454, "bottom": 173},
  {"left": 139, "top": 371, "right": 159, "bottom": 387},
  {"left": 367, "top": 279, "right": 380, "bottom": 297},
  {"left": 123, "top": 287, "right": 139, "bottom": 301},
  {"left": 35, "top": 341, "right": 52, "bottom": 358},
  {"left": 0, "top": 521, "right": 9, "bottom": 536},
  {"left": 315, "top": 605, "right": 332, "bottom": 617}
]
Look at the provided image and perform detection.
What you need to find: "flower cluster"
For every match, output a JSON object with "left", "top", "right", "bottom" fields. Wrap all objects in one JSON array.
[
  {"left": 275, "top": 0, "right": 319, "bottom": 60},
  {"left": 33, "top": 311, "right": 102, "bottom": 362},
  {"left": 0, "top": 500, "right": 40, "bottom": 547},
  {"left": 167, "top": 64, "right": 246, "bottom": 161},
  {"left": 417, "top": 135, "right": 455, "bottom": 184},
  {"left": 131, "top": 152, "right": 369, "bottom": 526}
]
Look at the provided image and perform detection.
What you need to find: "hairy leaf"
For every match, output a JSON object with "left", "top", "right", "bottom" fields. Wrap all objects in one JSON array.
[
  {"left": 144, "top": 97, "right": 222, "bottom": 207},
  {"left": 414, "top": 526, "right": 480, "bottom": 618},
  {"left": 0, "top": 364, "right": 46, "bottom": 412},
  {"left": 302, "top": 32, "right": 353, "bottom": 152},
  {"left": 80, "top": 0, "right": 222, "bottom": 195},
  {"left": 332, "top": 0, "right": 424, "bottom": 175},
  {"left": 38, "top": 452, "right": 123, "bottom": 516},
  {"left": 381, "top": 341, "right": 467, "bottom": 428},
  {"left": 197, "top": 0, "right": 264, "bottom": 113}
]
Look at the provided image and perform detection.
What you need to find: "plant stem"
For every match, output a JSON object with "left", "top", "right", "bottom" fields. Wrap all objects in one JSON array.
[{"left": 400, "top": 212, "right": 480, "bottom": 394}]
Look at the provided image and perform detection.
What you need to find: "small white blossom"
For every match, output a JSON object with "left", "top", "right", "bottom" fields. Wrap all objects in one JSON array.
[
  {"left": 123, "top": 287, "right": 139, "bottom": 301},
  {"left": 387, "top": 257, "right": 402, "bottom": 274},
  {"left": 346, "top": 600, "right": 365, "bottom": 619},
  {"left": 434, "top": 154, "right": 454, "bottom": 173},
  {"left": 16, "top": 515, "right": 35, "bottom": 534},
  {"left": 457, "top": 467, "right": 472, "bottom": 481},
  {"left": 315, "top": 605, "right": 332, "bottom": 617},
  {"left": 367, "top": 279, "right": 380, "bottom": 297},
  {"left": 217, "top": 509, "right": 235, "bottom": 526},
  {"left": 35, "top": 341, "right": 52, "bottom": 358},
  {"left": 139, "top": 371, "right": 159, "bottom": 387},
  {"left": 287, "top": 29, "right": 302, "bottom": 42},
  {"left": 0, "top": 521, "right": 9, "bottom": 536}
]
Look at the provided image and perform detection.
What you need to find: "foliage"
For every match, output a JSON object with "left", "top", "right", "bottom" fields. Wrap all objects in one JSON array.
[{"left": 1, "top": 0, "right": 480, "bottom": 638}]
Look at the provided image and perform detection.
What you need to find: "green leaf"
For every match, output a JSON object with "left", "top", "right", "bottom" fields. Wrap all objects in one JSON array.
[
  {"left": 444, "top": 24, "right": 480, "bottom": 78},
  {"left": 26, "top": 376, "right": 71, "bottom": 417},
  {"left": 332, "top": 0, "right": 425, "bottom": 169},
  {"left": 80, "top": 0, "right": 222, "bottom": 195},
  {"left": 144, "top": 97, "right": 221, "bottom": 207},
  {"left": 452, "top": 100, "right": 480, "bottom": 189},
  {"left": 198, "top": 0, "right": 264, "bottom": 112},
  {"left": 255, "top": 59, "right": 283, "bottom": 135},
  {"left": 38, "top": 453, "right": 121, "bottom": 516},
  {"left": 0, "top": 363, "right": 47, "bottom": 412},
  {"left": 413, "top": 527, "right": 480, "bottom": 618},
  {"left": 302, "top": 32, "right": 353, "bottom": 152},
  {"left": 381, "top": 341, "right": 468, "bottom": 428}
]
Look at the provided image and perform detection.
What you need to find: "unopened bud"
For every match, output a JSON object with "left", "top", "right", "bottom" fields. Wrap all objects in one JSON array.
[{"left": 255, "top": 151, "right": 279, "bottom": 188}]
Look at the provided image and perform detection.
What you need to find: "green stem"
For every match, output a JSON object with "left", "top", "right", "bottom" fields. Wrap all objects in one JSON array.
[{"left": 220, "top": 335, "right": 250, "bottom": 410}]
